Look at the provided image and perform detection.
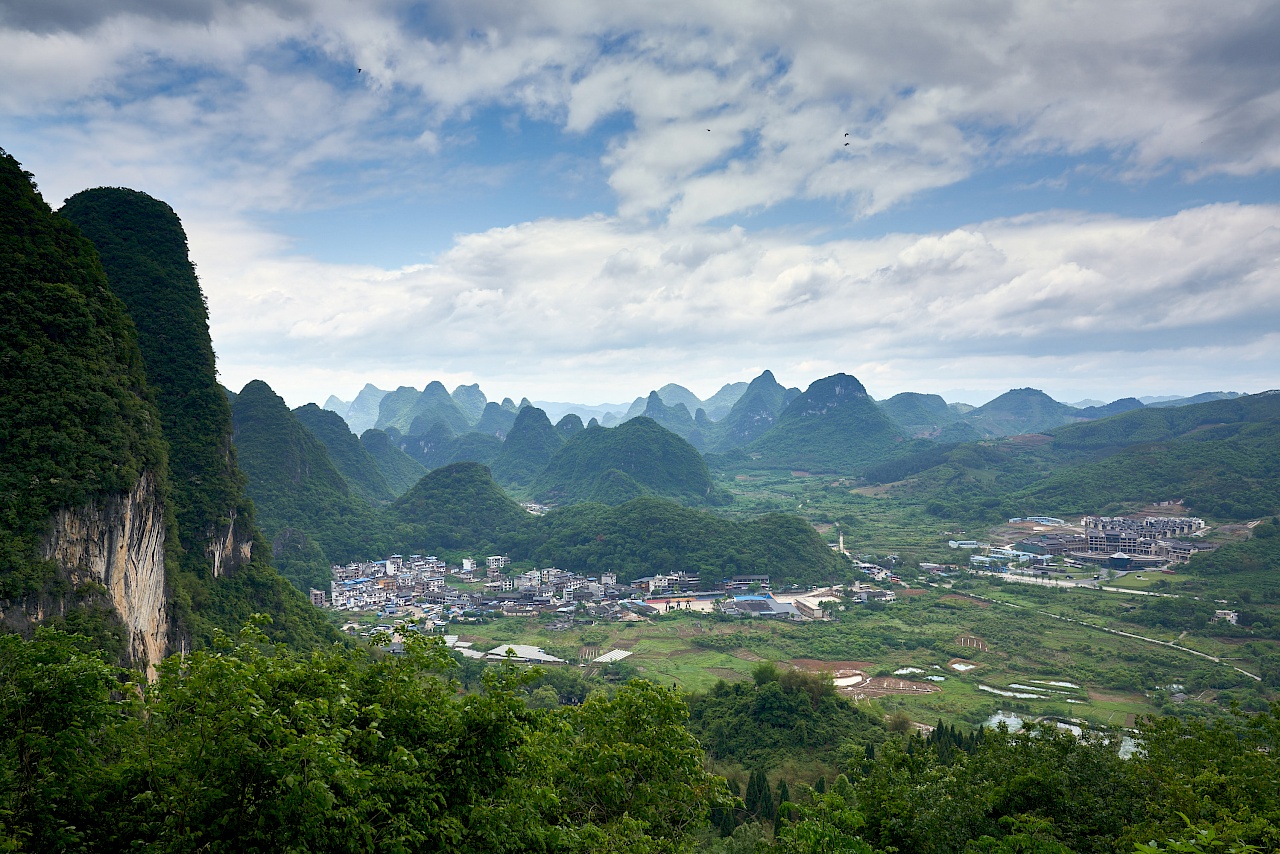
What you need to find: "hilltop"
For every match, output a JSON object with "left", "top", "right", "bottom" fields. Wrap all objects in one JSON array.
[{"left": 532, "top": 417, "right": 725, "bottom": 506}]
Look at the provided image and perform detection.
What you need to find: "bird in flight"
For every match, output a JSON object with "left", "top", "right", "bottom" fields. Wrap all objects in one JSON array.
[{"left": 358, "top": 68, "right": 362, "bottom": 73}]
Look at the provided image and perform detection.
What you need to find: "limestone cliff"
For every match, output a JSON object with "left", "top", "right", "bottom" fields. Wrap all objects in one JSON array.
[
  {"left": 206, "top": 508, "right": 253, "bottom": 579},
  {"left": 38, "top": 472, "right": 169, "bottom": 669}
]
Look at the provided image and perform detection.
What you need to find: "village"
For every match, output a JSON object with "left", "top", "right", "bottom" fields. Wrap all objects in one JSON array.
[{"left": 317, "top": 552, "right": 902, "bottom": 636}]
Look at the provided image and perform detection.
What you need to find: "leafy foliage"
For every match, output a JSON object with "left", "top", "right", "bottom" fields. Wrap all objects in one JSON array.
[
  {"left": 686, "top": 663, "right": 886, "bottom": 770},
  {"left": 533, "top": 417, "right": 726, "bottom": 506},
  {"left": 293, "top": 403, "right": 394, "bottom": 504},
  {"left": 231, "top": 380, "right": 389, "bottom": 588},
  {"left": 0, "top": 151, "right": 167, "bottom": 597},
  {"left": 0, "top": 626, "right": 723, "bottom": 853},
  {"left": 506, "top": 497, "right": 846, "bottom": 585},
  {"left": 391, "top": 461, "right": 532, "bottom": 551}
]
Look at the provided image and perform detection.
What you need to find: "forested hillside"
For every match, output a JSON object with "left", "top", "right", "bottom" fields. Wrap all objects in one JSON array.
[
  {"left": 533, "top": 417, "right": 726, "bottom": 506},
  {"left": 743, "top": 373, "right": 906, "bottom": 472},
  {"left": 392, "top": 462, "right": 531, "bottom": 551},
  {"left": 0, "top": 152, "right": 166, "bottom": 608},
  {"left": 231, "top": 380, "right": 389, "bottom": 590},
  {"left": 359, "top": 427, "right": 427, "bottom": 494},
  {"left": 293, "top": 403, "right": 395, "bottom": 504},
  {"left": 863, "top": 391, "right": 1280, "bottom": 522},
  {"left": 59, "top": 187, "right": 339, "bottom": 649},
  {"left": 507, "top": 497, "right": 846, "bottom": 585}
]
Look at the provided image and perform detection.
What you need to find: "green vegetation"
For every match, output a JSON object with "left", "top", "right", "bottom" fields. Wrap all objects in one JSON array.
[
  {"left": 392, "top": 461, "right": 531, "bottom": 551},
  {"left": 451, "top": 382, "right": 488, "bottom": 422},
  {"left": 508, "top": 497, "right": 846, "bottom": 585},
  {"left": 231, "top": 380, "right": 388, "bottom": 590},
  {"left": 57, "top": 187, "right": 336, "bottom": 651},
  {"left": 342, "top": 382, "right": 388, "bottom": 434},
  {"left": 742, "top": 374, "right": 907, "bottom": 473},
  {"left": 963, "top": 387, "right": 1084, "bottom": 438},
  {"left": 358, "top": 427, "right": 427, "bottom": 495},
  {"left": 0, "top": 625, "right": 721, "bottom": 853},
  {"left": 1021, "top": 418, "right": 1280, "bottom": 520},
  {"left": 58, "top": 187, "right": 251, "bottom": 562},
  {"left": 474, "top": 400, "right": 519, "bottom": 438},
  {"left": 0, "top": 151, "right": 167, "bottom": 598},
  {"left": 392, "top": 420, "right": 503, "bottom": 470},
  {"left": 705, "top": 369, "right": 795, "bottom": 452},
  {"left": 8, "top": 623, "right": 1280, "bottom": 853},
  {"left": 534, "top": 417, "right": 727, "bottom": 506},
  {"left": 687, "top": 662, "right": 886, "bottom": 770},
  {"left": 377, "top": 381, "right": 474, "bottom": 435},
  {"left": 490, "top": 405, "right": 565, "bottom": 489},
  {"left": 293, "top": 403, "right": 395, "bottom": 504},
  {"left": 878, "top": 391, "right": 970, "bottom": 439},
  {"left": 847, "top": 392, "right": 1280, "bottom": 525},
  {"left": 635, "top": 390, "right": 708, "bottom": 449}
]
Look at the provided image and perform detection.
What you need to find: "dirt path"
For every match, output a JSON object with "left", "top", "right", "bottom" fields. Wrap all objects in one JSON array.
[{"left": 961, "top": 592, "right": 1261, "bottom": 682}]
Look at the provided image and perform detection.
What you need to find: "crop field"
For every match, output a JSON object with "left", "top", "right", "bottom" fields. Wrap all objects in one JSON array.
[{"left": 448, "top": 578, "right": 1275, "bottom": 730}]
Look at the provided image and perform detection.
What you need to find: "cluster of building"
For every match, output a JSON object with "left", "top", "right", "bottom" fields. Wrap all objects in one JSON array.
[
  {"left": 316, "top": 553, "right": 893, "bottom": 625},
  {"left": 949, "top": 513, "right": 1213, "bottom": 574}
]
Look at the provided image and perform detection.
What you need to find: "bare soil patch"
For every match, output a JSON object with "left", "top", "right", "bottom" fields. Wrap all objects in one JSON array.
[
  {"left": 898, "top": 588, "right": 928, "bottom": 596},
  {"left": 734, "top": 648, "right": 765, "bottom": 662},
  {"left": 788, "top": 659, "right": 876, "bottom": 671},
  {"left": 844, "top": 677, "right": 941, "bottom": 699},
  {"left": 941, "top": 594, "right": 989, "bottom": 607}
]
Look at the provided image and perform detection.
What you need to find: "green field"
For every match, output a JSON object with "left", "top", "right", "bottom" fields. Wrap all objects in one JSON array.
[{"left": 440, "top": 577, "right": 1274, "bottom": 730}]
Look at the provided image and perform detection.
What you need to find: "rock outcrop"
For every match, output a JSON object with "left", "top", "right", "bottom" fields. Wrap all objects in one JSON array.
[
  {"left": 39, "top": 472, "right": 169, "bottom": 669},
  {"left": 206, "top": 509, "right": 253, "bottom": 579}
]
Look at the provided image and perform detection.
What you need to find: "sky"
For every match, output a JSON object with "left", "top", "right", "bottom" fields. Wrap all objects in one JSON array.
[{"left": 3, "top": 0, "right": 1279, "bottom": 409}]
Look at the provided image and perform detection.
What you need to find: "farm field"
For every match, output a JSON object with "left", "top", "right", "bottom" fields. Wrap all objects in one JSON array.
[{"left": 450, "top": 579, "right": 1274, "bottom": 730}]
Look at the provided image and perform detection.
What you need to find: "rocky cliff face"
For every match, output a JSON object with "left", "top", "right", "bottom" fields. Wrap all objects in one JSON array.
[
  {"left": 39, "top": 472, "right": 169, "bottom": 669},
  {"left": 206, "top": 510, "right": 253, "bottom": 579}
]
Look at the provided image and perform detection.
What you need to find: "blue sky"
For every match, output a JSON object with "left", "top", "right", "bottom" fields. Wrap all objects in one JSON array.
[{"left": 2, "top": 0, "right": 1278, "bottom": 408}]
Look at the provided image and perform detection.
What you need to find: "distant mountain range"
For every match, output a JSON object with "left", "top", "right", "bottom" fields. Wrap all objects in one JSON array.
[
  {"left": 321, "top": 377, "right": 1244, "bottom": 453},
  {"left": 228, "top": 364, "right": 1276, "bottom": 589}
]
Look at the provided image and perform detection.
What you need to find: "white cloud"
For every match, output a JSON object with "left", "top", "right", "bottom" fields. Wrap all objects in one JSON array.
[
  {"left": 4, "top": 0, "right": 1278, "bottom": 226},
  {"left": 189, "top": 202, "right": 1280, "bottom": 406},
  {"left": 5, "top": 0, "right": 1278, "bottom": 406}
]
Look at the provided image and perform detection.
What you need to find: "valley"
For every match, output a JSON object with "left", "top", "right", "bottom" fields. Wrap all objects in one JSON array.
[{"left": 4, "top": 143, "right": 1280, "bottom": 853}]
